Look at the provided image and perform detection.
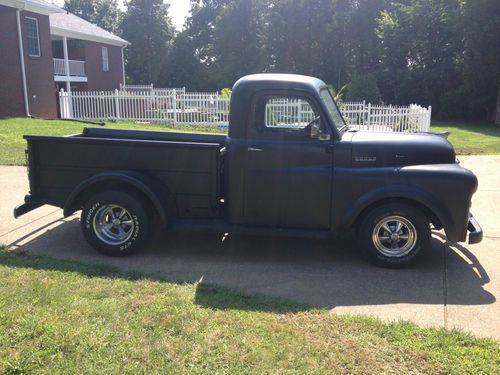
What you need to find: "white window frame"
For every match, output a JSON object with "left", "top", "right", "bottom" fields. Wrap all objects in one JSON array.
[
  {"left": 25, "top": 17, "right": 41, "bottom": 57},
  {"left": 101, "top": 46, "right": 109, "bottom": 72}
]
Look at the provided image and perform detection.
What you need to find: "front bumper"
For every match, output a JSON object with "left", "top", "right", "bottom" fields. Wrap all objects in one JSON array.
[{"left": 467, "top": 214, "right": 483, "bottom": 244}]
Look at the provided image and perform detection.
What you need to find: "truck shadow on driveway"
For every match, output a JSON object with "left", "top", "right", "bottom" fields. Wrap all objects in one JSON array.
[{"left": 6, "top": 217, "right": 496, "bottom": 312}]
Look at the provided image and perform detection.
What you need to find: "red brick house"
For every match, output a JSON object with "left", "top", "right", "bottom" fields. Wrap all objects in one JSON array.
[{"left": 0, "top": 0, "right": 129, "bottom": 118}]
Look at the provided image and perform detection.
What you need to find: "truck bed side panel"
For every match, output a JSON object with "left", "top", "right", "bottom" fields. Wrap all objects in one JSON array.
[{"left": 28, "top": 136, "right": 221, "bottom": 218}]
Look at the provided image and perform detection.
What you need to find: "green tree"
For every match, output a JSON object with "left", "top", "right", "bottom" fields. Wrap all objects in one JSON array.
[
  {"left": 210, "top": 0, "right": 267, "bottom": 87},
  {"left": 375, "top": 0, "right": 463, "bottom": 116},
  {"left": 63, "top": 0, "right": 122, "bottom": 33},
  {"left": 121, "top": 0, "right": 174, "bottom": 85},
  {"left": 462, "top": 0, "right": 500, "bottom": 121},
  {"left": 347, "top": 73, "right": 381, "bottom": 103},
  {"left": 163, "top": 0, "right": 227, "bottom": 90}
]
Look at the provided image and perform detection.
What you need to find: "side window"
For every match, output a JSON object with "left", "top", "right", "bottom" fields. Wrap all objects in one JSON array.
[
  {"left": 26, "top": 17, "right": 40, "bottom": 57},
  {"left": 101, "top": 46, "right": 109, "bottom": 71},
  {"left": 264, "top": 96, "right": 317, "bottom": 130}
]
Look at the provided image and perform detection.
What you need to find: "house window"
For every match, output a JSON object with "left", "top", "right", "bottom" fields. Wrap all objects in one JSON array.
[
  {"left": 25, "top": 17, "right": 40, "bottom": 57},
  {"left": 101, "top": 46, "right": 109, "bottom": 71}
]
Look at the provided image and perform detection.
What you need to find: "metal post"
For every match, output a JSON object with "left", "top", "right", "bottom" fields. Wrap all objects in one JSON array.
[{"left": 16, "top": 9, "right": 30, "bottom": 116}]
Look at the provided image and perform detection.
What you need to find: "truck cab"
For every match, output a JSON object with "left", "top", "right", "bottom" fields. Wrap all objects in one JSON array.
[
  {"left": 15, "top": 73, "right": 483, "bottom": 267},
  {"left": 225, "top": 74, "right": 342, "bottom": 229}
]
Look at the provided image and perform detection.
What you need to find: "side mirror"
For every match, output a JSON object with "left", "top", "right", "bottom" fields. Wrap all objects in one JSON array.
[
  {"left": 318, "top": 131, "right": 331, "bottom": 141},
  {"left": 310, "top": 122, "right": 331, "bottom": 141},
  {"left": 310, "top": 122, "right": 320, "bottom": 138}
]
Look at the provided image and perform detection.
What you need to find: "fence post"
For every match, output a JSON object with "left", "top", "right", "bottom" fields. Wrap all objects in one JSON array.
[
  {"left": 367, "top": 102, "right": 371, "bottom": 131},
  {"left": 114, "top": 89, "right": 121, "bottom": 120},
  {"left": 427, "top": 105, "right": 432, "bottom": 132},
  {"left": 172, "top": 89, "right": 177, "bottom": 125},
  {"left": 59, "top": 89, "right": 66, "bottom": 118},
  {"left": 65, "top": 89, "right": 74, "bottom": 119},
  {"left": 60, "top": 89, "right": 73, "bottom": 119}
]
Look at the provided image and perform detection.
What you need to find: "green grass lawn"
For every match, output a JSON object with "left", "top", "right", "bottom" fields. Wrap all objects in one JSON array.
[
  {"left": 0, "top": 117, "right": 225, "bottom": 166},
  {"left": 432, "top": 121, "right": 500, "bottom": 155},
  {"left": 0, "top": 249, "right": 498, "bottom": 374},
  {"left": 0, "top": 118, "right": 498, "bottom": 165}
]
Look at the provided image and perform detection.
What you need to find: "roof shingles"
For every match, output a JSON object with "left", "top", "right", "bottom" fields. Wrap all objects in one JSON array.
[{"left": 50, "top": 11, "right": 129, "bottom": 46}]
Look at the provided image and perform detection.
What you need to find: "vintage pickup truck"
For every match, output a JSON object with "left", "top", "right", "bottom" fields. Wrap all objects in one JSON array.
[{"left": 15, "top": 74, "right": 482, "bottom": 267}]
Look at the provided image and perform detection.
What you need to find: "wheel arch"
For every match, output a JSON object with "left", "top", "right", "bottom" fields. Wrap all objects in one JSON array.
[
  {"left": 342, "top": 185, "right": 455, "bottom": 237},
  {"left": 63, "top": 170, "right": 171, "bottom": 226}
]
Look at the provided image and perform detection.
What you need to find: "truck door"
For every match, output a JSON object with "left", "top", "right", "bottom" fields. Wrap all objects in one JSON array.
[{"left": 241, "top": 91, "right": 333, "bottom": 229}]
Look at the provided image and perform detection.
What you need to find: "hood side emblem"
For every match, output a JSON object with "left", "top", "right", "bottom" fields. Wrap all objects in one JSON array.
[{"left": 354, "top": 156, "right": 377, "bottom": 162}]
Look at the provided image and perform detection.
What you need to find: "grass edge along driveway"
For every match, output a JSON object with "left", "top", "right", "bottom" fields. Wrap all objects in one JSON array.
[
  {"left": 0, "top": 117, "right": 225, "bottom": 166},
  {"left": 0, "top": 248, "right": 498, "bottom": 374},
  {"left": 0, "top": 118, "right": 499, "bottom": 165}
]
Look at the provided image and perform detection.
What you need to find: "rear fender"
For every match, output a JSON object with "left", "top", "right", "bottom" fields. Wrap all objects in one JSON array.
[{"left": 63, "top": 170, "right": 171, "bottom": 226}]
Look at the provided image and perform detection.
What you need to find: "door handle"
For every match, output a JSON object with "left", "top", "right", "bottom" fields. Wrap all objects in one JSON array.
[
  {"left": 325, "top": 144, "right": 334, "bottom": 153},
  {"left": 247, "top": 147, "right": 263, "bottom": 152}
]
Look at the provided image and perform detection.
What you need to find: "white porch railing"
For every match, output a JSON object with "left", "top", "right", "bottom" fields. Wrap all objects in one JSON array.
[
  {"left": 53, "top": 58, "right": 86, "bottom": 77},
  {"left": 59, "top": 90, "right": 431, "bottom": 132}
]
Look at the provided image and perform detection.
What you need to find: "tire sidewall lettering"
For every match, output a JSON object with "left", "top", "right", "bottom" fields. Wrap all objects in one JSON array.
[
  {"left": 85, "top": 201, "right": 100, "bottom": 229},
  {"left": 119, "top": 214, "right": 140, "bottom": 251}
]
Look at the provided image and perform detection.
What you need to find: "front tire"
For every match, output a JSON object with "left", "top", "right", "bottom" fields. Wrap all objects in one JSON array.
[
  {"left": 81, "top": 190, "right": 150, "bottom": 256},
  {"left": 358, "top": 204, "right": 431, "bottom": 268}
]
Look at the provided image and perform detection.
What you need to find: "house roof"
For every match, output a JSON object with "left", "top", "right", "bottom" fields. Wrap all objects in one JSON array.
[
  {"left": 0, "top": 0, "right": 63, "bottom": 14},
  {"left": 50, "top": 11, "right": 130, "bottom": 47}
]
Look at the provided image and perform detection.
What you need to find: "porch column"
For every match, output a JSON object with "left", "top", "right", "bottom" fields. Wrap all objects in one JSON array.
[{"left": 62, "top": 35, "right": 71, "bottom": 93}]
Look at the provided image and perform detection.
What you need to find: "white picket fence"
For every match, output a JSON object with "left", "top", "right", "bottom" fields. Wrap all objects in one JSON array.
[{"left": 59, "top": 90, "right": 431, "bottom": 132}]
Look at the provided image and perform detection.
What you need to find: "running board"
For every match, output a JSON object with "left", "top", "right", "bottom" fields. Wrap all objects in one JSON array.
[{"left": 170, "top": 219, "right": 333, "bottom": 239}]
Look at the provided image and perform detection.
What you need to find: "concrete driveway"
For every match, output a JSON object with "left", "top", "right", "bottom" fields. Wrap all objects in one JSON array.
[{"left": 1, "top": 156, "right": 499, "bottom": 339}]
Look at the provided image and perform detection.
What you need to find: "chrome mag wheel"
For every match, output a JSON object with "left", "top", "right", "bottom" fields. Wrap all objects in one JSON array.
[
  {"left": 372, "top": 215, "right": 417, "bottom": 257},
  {"left": 92, "top": 204, "right": 134, "bottom": 245}
]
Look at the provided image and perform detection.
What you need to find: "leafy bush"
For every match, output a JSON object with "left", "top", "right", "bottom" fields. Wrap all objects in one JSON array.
[
  {"left": 328, "top": 84, "right": 348, "bottom": 104},
  {"left": 220, "top": 88, "right": 232, "bottom": 97}
]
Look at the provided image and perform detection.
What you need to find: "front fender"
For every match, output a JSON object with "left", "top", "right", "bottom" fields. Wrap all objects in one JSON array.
[
  {"left": 340, "top": 184, "right": 455, "bottom": 236},
  {"left": 63, "top": 170, "right": 171, "bottom": 226}
]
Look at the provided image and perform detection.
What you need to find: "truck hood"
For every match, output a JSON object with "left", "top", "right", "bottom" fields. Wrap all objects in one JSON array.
[{"left": 346, "top": 131, "right": 456, "bottom": 167}]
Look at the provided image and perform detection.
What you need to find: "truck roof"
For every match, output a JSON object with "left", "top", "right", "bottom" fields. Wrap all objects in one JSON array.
[
  {"left": 229, "top": 74, "right": 328, "bottom": 138},
  {"left": 232, "top": 73, "right": 327, "bottom": 93}
]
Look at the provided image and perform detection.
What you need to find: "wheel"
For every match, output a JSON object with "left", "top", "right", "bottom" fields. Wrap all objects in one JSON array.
[
  {"left": 358, "top": 204, "right": 431, "bottom": 267},
  {"left": 81, "top": 190, "right": 150, "bottom": 256}
]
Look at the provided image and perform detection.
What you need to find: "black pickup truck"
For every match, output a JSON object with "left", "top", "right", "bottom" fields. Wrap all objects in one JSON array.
[{"left": 15, "top": 74, "right": 482, "bottom": 267}]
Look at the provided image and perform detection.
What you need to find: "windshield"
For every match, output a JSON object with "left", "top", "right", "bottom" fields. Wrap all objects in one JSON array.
[{"left": 319, "top": 88, "right": 347, "bottom": 131}]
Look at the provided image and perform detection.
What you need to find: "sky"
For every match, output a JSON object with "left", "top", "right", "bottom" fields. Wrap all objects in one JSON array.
[
  {"left": 166, "top": 0, "right": 191, "bottom": 30},
  {"left": 52, "top": 0, "right": 191, "bottom": 31}
]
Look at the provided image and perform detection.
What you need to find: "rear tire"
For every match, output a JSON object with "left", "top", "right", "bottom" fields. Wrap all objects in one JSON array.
[
  {"left": 358, "top": 203, "right": 430, "bottom": 268},
  {"left": 81, "top": 190, "right": 150, "bottom": 256}
]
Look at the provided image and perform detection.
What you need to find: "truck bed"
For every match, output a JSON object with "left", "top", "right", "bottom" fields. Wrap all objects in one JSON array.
[
  {"left": 25, "top": 127, "right": 226, "bottom": 219},
  {"left": 82, "top": 127, "right": 227, "bottom": 146}
]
